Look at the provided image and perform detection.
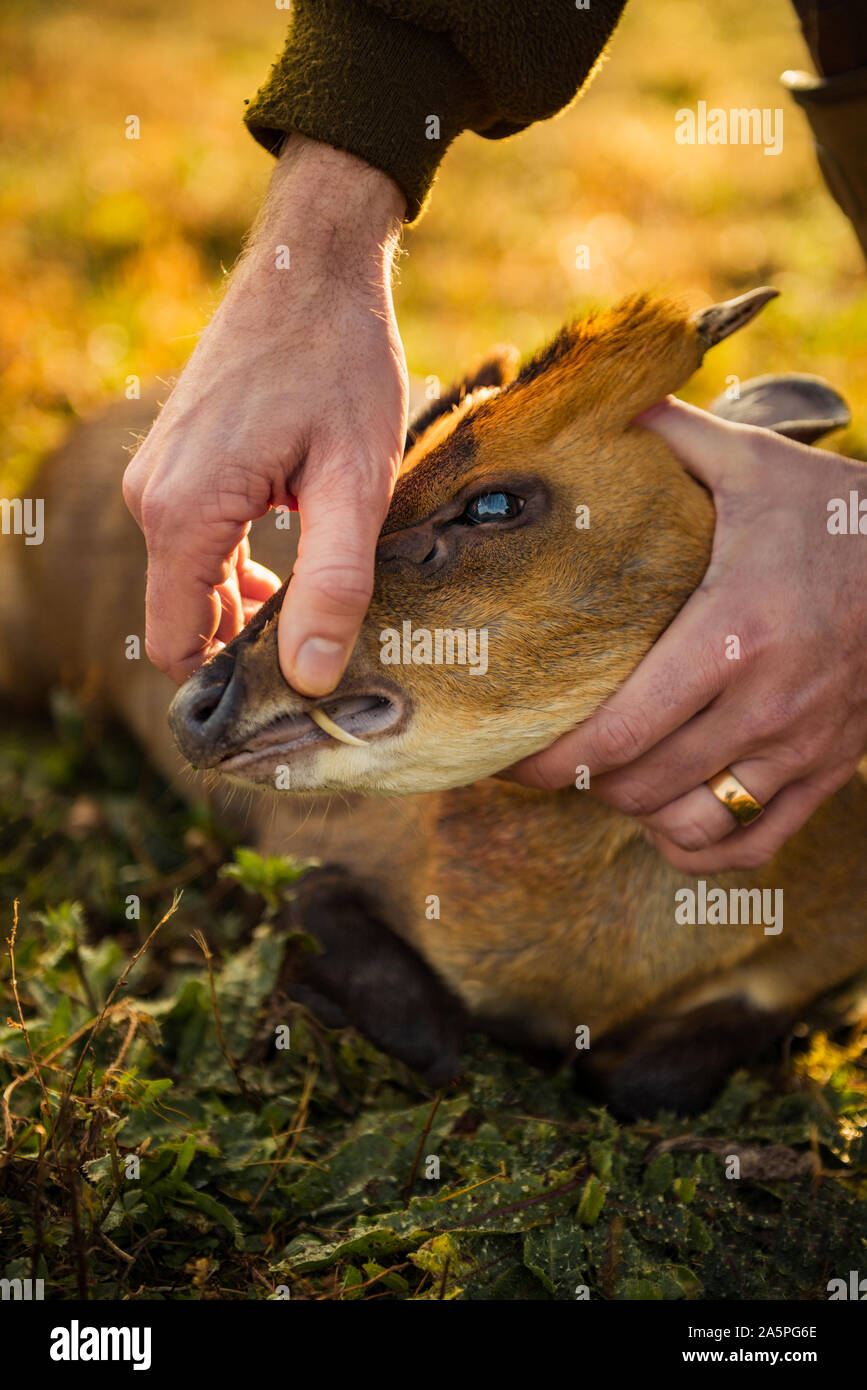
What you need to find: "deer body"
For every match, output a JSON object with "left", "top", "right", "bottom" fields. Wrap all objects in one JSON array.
[{"left": 4, "top": 291, "right": 865, "bottom": 1112}]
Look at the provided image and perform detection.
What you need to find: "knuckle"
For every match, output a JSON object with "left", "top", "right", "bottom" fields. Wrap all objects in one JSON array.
[
  {"left": 744, "top": 690, "right": 802, "bottom": 746},
  {"left": 139, "top": 484, "right": 175, "bottom": 537},
  {"left": 306, "top": 563, "right": 374, "bottom": 616},
  {"left": 605, "top": 779, "right": 657, "bottom": 817},
  {"left": 663, "top": 817, "right": 718, "bottom": 853},
  {"left": 529, "top": 758, "right": 572, "bottom": 793},
  {"left": 771, "top": 733, "right": 822, "bottom": 777},
  {"left": 588, "top": 709, "right": 648, "bottom": 769},
  {"left": 207, "top": 477, "right": 262, "bottom": 523},
  {"left": 736, "top": 610, "right": 772, "bottom": 660},
  {"left": 140, "top": 478, "right": 214, "bottom": 542},
  {"left": 122, "top": 462, "right": 144, "bottom": 515}
]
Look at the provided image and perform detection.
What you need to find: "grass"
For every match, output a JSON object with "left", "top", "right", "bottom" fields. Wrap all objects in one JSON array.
[
  {"left": 2, "top": 0, "right": 867, "bottom": 1299},
  {"left": 2, "top": 707, "right": 867, "bottom": 1300}
]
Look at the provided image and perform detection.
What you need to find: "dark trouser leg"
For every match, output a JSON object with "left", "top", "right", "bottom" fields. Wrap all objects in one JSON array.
[{"left": 784, "top": 2, "right": 867, "bottom": 261}]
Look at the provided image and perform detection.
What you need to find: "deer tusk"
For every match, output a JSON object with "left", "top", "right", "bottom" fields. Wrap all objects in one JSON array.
[{"left": 309, "top": 706, "right": 369, "bottom": 747}]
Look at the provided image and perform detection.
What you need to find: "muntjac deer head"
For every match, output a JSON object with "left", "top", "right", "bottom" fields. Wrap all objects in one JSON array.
[{"left": 168, "top": 289, "right": 848, "bottom": 795}]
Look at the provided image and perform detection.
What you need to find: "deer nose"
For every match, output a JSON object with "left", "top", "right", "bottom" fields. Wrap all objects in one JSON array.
[{"left": 168, "top": 652, "right": 242, "bottom": 766}]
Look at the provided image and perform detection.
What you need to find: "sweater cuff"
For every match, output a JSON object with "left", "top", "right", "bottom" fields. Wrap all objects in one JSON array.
[{"left": 244, "top": 0, "right": 495, "bottom": 223}]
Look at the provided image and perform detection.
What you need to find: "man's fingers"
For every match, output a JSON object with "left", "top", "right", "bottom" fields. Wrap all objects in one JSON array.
[
  {"left": 279, "top": 472, "right": 392, "bottom": 696},
  {"left": 145, "top": 571, "right": 223, "bottom": 684},
  {"left": 236, "top": 535, "right": 281, "bottom": 603},
  {"left": 645, "top": 768, "right": 851, "bottom": 874},
  {"left": 591, "top": 684, "right": 807, "bottom": 817},
  {"left": 214, "top": 578, "right": 243, "bottom": 646},
  {"left": 636, "top": 756, "right": 786, "bottom": 853},
  {"left": 634, "top": 395, "right": 756, "bottom": 491},
  {"left": 238, "top": 555, "right": 282, "bottom": 602},
  {"left": 143, "top": 517, "right": 250, "bottom": 684},
  {"left": 507, "top": 601, "right": 726, "bottom": 789}
]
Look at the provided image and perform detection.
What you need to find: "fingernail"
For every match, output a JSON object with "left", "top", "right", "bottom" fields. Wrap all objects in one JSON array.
[{"left": 293, "top": 637, "right": 346, "bottom": 695}]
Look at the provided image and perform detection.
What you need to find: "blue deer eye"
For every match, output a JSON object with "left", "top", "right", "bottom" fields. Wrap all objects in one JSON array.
[{"left": 463, "top": 491, "right": 523, "bottom": 524}]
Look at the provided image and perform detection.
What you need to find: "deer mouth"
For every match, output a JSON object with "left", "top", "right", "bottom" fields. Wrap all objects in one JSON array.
[{"left": 216, "top": 691, "right": 405, "bottom": 776}]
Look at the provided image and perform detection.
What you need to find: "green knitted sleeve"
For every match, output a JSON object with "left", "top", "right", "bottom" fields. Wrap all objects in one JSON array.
[{"left": 244, "top": 0, "right": 628, "bottom": 221}]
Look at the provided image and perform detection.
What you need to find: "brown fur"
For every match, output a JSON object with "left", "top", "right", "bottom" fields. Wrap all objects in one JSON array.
[{"left": 4, "top": 293, "right": 866, "bottom": 1112}]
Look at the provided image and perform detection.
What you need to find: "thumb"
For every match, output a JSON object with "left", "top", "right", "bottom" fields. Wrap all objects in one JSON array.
[
  {"left": 634, "top": 395, "right": 753, "bottom": 491},
  {"left": 278, "top": 470, "right": 392, "bottom": 696}
]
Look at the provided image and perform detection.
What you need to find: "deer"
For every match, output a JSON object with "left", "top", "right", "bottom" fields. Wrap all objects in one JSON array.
[{"left": 2, "top": 288, "right": 864, "bottom": 1115}]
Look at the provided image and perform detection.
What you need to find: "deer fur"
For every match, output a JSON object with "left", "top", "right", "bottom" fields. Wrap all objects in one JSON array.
[{"left": 3, "top": 290, "right": 865, "bottom": 1114}]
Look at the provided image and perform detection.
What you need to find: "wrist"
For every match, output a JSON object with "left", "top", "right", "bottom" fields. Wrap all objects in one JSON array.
[{"left": 258, "top": 134, "right": 404, "bottom": 270}]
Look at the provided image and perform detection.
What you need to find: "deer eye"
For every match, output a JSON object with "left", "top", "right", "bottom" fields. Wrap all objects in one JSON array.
[{"left": 462, "top": 491, "right": 524, "bottom": 525}]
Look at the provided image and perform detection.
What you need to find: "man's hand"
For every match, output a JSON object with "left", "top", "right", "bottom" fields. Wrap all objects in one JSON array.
[
  {"left": 123, "top": 134, "right": 407, "bottom": 693},
  {"left": 508, "top": 398, "right": 867, "bottom": 872}
]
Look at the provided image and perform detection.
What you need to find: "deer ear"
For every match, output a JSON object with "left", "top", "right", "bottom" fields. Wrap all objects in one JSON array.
[
  {"left": 405, "top": 345, "right": 520, "bottom": 453},
  {"left": 478, "top": 292, "right": 783, "bottom": 448},
  {"left": 708, "top": 373, "right": 850, "bottom": 443},
  {"left": 691, "top": 287, "right": 779, "bottom": 347}
]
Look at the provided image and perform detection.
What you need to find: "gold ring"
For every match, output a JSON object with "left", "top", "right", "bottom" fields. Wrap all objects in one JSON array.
[{"left": 706, "top": 768, "right": 764, "bottom": 825}]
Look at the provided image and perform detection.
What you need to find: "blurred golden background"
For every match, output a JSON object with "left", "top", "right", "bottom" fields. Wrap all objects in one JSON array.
[{"left": 2, "top": 0, "right": 865, "bottom": 494}]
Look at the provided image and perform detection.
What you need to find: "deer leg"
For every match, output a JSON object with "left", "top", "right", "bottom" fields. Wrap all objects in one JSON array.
[
  {"left": 576, "top": 997, "right": 791, "bottom": 1118},
  {"left": 281, "top": 866, "right": 466, "bottom": 1086}
]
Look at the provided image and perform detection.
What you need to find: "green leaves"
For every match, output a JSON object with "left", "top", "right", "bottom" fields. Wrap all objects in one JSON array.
[
  {"left": 174, "top": 1187, "right": 246, "bottom": 1251},
  {"left": 524, "top": 1221, "right": 587, "bottom": 1297},
  {"left": 576, "top": 1174, "right": 607, "bottom": 1225},
  {"left": 643, "top": 1153, "right": 675, "bottom": 1197},
  {"left": 219, "top": 847, "right": 318, "bottom": 913},
  {"left": 3, "top": 717, "right": 867, "bottom": 1299}
]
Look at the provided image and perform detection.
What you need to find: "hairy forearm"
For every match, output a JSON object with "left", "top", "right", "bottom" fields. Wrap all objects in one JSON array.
[{"left": 238, "top": 134, "right": 405, "bottom": 292}]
